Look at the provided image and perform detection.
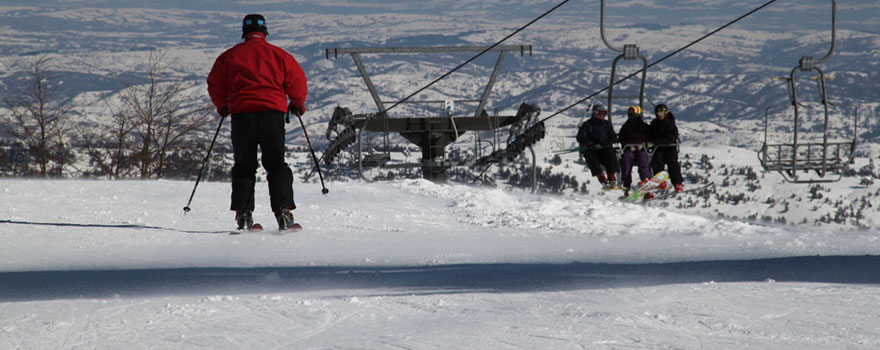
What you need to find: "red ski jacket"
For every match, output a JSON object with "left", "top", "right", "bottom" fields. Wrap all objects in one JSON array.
[{"left": 207, "top": 32, "right": 308, "bottom": 116}]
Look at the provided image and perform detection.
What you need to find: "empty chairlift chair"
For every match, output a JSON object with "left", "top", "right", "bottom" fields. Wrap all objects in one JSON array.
[{"left": 758, "top": 0, "right": 858, "bottom": 183}]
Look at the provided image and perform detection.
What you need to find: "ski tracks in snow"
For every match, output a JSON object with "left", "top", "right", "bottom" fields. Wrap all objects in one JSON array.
[{"left": 394, "top": 179, "right": 770, "bottom": 239}]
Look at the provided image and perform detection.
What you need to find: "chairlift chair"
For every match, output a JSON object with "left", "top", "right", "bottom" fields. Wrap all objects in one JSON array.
[
  {"left": 758, "top": 0, "right": 858, "bottom": 183},
  {"left": 600, "top": 0, "right": 665, "bottom": 180}
]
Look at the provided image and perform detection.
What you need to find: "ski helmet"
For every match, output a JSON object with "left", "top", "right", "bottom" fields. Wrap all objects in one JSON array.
[
  {"left": 655, "top": 103, "right": 668, "bottom": 113},
  {"left": 242, "top": 14, "right": 269, "bottom": 39},
  {"left": 627, "top": 105, "right": 642, "bottom": 117}
]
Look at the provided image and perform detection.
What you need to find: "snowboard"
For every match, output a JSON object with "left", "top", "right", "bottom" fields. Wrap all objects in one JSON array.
[
  {"left": 662, "top": 182, "right": 716, "bottom": 198},
  {"left": 620, "top": 171, "right": 669, "bottom": 203}
]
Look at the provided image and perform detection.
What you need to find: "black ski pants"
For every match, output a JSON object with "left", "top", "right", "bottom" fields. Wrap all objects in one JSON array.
[
  {"left": 583, "top": 147, "right": 619, "bottom": 177},
  {"left": 651, "top": 146, "right": 684, "bottom": 185},
  {"left": 230, "top": 111, "right": 295, "bottom": 213}
]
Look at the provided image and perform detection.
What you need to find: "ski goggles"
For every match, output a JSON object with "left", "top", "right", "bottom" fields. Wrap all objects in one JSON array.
[{"left": 655, "top": 110, "right": 667, "bottom": 116}]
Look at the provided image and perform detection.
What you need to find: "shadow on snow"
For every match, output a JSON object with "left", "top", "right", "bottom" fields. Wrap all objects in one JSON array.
[{"left": 1, "top": 256, "right": 879, "bottom": 301}]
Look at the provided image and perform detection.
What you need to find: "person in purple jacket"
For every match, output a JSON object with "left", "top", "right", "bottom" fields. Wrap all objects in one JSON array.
[{"left": 617, "top": 106, "right": 652, "bottom": 191}]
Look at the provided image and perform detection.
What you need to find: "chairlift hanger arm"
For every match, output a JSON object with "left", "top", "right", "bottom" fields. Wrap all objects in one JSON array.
[
  {"left": 797, "top": 0, "right": 835, "bottom": 69},
  {"left": 814, "top": 0, "right": 836, "bottom": 65},
  {"left": 600, "top": 0, "right": 623, "bottom": 53},
  {"left": 606, "top": 54, "right": 648, "bottom": 123},
  {"left": 601, "top": 0, "right": 648, "bottom": 121}
]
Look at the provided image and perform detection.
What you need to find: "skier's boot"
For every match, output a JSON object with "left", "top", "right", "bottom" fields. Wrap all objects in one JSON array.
[
  {"left": 276, "top": 208, "right": 295, "bottom": 230},
  {"left": 235, "top": 210, "right": 254, "bottom": 230},
  {"left": 596, "top": 173, "right": 608, "bottom": 186},
  {"left": 604, "top": 173, "right": 619, "bottom": 190}
]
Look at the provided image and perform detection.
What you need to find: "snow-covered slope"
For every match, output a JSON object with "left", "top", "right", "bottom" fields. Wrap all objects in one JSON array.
[
  {"left": 5, "top": 178, "right": 879, "bottom": 271},
  {"left": 1, "top": 179, "right": 880, "bottom": 349}
]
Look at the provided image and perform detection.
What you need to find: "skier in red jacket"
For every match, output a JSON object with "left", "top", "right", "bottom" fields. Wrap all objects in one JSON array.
[{"left": 207, "top": 14, "right": 308, "bottom": 231}]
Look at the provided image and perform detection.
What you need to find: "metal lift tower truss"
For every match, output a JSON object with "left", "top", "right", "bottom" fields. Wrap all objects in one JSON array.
[{"left": 322, "top": 45, "right": 542, "bottom": 182}]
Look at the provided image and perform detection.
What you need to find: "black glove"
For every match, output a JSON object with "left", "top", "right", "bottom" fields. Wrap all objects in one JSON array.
[
  {"left": 219, "top": 106, "right": 229, "bottom": 118},
  {"left": 288, "top": 103, "right": 303, "bottom": 117}
]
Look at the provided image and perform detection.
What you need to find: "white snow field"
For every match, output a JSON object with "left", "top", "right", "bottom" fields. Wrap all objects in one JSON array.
[{"left": 1, "top": 178, "right": 880, "bottom": 349}]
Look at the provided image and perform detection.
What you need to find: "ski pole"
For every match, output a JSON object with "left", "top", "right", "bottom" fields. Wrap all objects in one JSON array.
[
  {"left": 303, "top": 148, "right": 328, "bottom": 181},
  {"left": 183, "top": 115, "right": 226, "bottom": 214},
  {"left": 294, "top": 111, "right": 329, "bottom": 195}
]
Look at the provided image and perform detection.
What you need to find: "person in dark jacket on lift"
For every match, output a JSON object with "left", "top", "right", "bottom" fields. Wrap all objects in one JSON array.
[
  {"left": 649, "top": 103, "right": 684, "bottom": 192},
  {"left": 576, "top": 104, "right": 619, "bottom": 188},
  {"left": 207, "top": 14, "right": 308, "bottom": 231},
  {"left": 617, "top": 105, "right": 652, "bottom": 191}
]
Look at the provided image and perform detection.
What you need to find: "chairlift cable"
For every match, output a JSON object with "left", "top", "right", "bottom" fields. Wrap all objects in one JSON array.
[
  {"left": 383, "top": 0, "right": 571, "bottom": 115},
  {"left": 539, "top": 0, "right": 779, "bottom": 124},
  {"left": 476, "top": 0, "right": 778, "bottom": 185}
]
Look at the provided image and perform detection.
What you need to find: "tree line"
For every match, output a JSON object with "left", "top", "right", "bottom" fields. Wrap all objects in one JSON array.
[{"left": 0, "top": 52, "right": 218, "bottom": 179}]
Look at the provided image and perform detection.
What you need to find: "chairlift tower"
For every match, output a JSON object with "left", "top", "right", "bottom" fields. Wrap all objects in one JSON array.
[{"left": 322, "top": 45, "right": 543, "bottom": 183}]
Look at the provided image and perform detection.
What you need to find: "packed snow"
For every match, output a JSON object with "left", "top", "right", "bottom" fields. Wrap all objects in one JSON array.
[{"left": 1, "top": 178, "right": 879, "bottom": 349}]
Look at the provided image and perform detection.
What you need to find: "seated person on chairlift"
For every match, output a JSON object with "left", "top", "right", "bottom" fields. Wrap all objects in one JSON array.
[
  {"left": 618, "top": 105, "right": 652, "bottom": 191},
  {"left": 649, "top": 103, "right": 684, "bottom": 192},
  {"left": 576, "top": 104, "right": 619, "bottom": 188}
]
